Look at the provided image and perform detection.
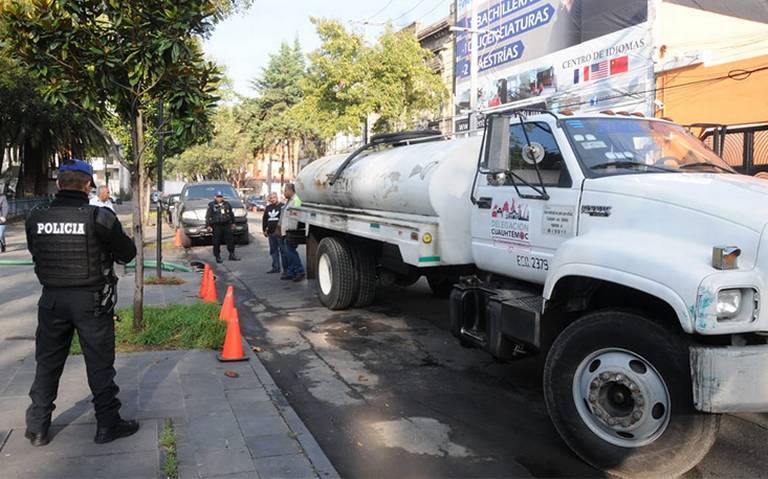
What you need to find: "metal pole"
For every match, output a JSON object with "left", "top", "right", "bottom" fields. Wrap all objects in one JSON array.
[
  {"left": 469, "top": 0, "right": 479, "bottom": 132},
  {"left": 155, "top": 102, "right": 164, "bottom": 278}
]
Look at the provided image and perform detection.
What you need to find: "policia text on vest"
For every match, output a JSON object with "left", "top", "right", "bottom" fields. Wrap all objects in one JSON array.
[{"left": 24, "top": 186, "right": 138, "bottom": 446}]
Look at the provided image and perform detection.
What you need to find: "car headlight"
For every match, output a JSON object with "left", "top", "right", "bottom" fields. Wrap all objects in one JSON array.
[
  {"left": 716, "top": 289, "right": 742, "bottom": 319},
  {"left": 181, "top": 210, "right": 198, "bottom": 221},
  {"left": 233, "top": 208, "right": 247, "bottom": 217}
]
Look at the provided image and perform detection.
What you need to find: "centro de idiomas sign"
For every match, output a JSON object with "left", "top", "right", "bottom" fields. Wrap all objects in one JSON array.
[{"left": 453, "top": 0, "right": 656, "bottom": 133}]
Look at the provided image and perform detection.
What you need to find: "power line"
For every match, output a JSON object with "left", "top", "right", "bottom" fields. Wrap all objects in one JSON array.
[
  {"left": 400, "top": 0, "right": 452, "bottom": 27},
  {"left": 363, "top": 0, "right": 396, "bottom": 22}
]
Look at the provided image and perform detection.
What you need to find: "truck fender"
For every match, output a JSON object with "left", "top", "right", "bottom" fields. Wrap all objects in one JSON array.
[{"left": 543, "top": 233, "right": 707, "bottom": 333}]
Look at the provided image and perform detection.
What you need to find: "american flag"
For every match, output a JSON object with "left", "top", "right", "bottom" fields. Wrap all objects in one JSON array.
[{"left": 590, "top": 60, "right": 609, "bottom": 80}]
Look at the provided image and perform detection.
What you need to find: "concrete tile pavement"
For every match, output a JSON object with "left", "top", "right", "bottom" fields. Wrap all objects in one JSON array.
[{"left": 0, "top": 218, "right": 339, "bottom": 479}]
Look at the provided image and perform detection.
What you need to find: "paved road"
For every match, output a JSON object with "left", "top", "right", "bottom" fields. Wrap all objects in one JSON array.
[{"left": 121, "top": 212, "right": 768, "bottom": 477}]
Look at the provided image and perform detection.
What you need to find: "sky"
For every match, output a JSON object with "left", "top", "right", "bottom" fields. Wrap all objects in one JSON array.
[{"left": 203, "top": 0, "right": 454, "bottom": 97}]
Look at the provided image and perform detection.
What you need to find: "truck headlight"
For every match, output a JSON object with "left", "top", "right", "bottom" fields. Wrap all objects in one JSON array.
[
  {"left": 181, "top": 211, "right": 198, "bottom": 221},
  {"left": 233, "top": 208, "right": 247, "bottom": 217},
  {"left": 716, "top": 289, "right": 742, "bottom": 319}
]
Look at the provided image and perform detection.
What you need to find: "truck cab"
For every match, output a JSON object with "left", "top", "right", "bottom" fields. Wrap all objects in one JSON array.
[{"left": 293, "top": 110, "right": 768, "bottom": 478}]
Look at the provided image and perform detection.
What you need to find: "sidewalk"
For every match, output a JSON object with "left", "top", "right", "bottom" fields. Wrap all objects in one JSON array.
[{"left": 0, "top": 218, "right": 338, "bottom": 479}]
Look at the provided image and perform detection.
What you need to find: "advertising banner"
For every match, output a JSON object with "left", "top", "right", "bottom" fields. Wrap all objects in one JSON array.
[{"left": 454, "top": 0, "right": 654, "bottom": 132}]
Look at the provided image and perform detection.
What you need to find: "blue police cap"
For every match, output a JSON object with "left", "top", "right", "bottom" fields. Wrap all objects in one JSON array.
[
  {"left": 60, "top": 159, "right": 94, "bottom": 177},
  {"left": 215, "top": 191, "right": 224, "bottom": 197}
]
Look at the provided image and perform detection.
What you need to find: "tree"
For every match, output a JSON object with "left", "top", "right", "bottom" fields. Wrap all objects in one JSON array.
[
  {"left": 0, "top": 56, "right": 106, "bottom": 196},
  {"left": 3, "top": 0, "right": 236, "bottom": 329},
  {"left": 299, "top": 19, "right": 447, "bottom": 138},
  {"left": 246, "top": 39, "right": 317, "bottom": 188}
]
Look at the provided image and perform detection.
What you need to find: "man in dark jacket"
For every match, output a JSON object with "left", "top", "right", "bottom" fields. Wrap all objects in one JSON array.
[
  {"left": 262, "top": 192, "right": 283, "bottom": 273},
  {"left": 205, "top": 191, "right": 240, "bottom": 264},
  {"left": 25, "top": 159, "right": 138, "bottom": 447}
]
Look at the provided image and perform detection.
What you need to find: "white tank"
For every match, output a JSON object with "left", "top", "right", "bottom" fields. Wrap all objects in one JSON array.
[{"left": 296, "top": 136, "right": 483, "bottom": 265}]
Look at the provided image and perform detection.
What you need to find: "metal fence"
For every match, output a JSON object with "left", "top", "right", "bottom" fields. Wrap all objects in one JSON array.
[{"left": 7, "top": 197, "right": 53, "bottom": 220}]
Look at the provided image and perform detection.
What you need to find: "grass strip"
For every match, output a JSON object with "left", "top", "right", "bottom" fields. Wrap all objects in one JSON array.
[
  {"left": 70, "top": 302, "right": 225, "bottom": 354},
  {"left": 144, "top": 275, "right": 186, "bottom": 285},
  {"left": 159, "top": 418, "right": 178, "bottom": 479}
]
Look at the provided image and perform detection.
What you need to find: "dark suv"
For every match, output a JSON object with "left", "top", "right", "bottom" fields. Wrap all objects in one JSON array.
[{"left": 177, "top": 181, "right": 249, "bottom": 247}]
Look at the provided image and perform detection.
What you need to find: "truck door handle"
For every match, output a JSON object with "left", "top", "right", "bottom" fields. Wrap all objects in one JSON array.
[{"left": 477, "top": 197, "right": 492, "bottom": 209}]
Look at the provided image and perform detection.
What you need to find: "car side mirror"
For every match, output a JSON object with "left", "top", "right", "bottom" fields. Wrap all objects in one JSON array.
[{"left": 486, "top": 116, "right": 511, "bottom": 173}]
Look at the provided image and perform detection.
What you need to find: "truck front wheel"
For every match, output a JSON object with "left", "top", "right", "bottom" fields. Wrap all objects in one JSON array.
[
  {"left": 543, "top": 311, "right": 720, "bottom": 479},
  {"left": 315, "top": 237, "right": 356, "bottom": 310}
]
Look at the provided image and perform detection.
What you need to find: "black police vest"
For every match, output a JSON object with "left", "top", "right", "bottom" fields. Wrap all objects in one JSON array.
[{"left": 28, "top": 206, "right": 110, "bottom": 288}]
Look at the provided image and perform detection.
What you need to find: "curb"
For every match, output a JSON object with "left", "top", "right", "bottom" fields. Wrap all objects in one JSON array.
[{"left": 242, "top": 339, "right": 340, "bottom": 479}]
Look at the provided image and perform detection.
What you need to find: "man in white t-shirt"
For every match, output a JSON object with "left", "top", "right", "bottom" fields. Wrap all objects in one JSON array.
[{"left": 89, "top": 186, "right": 114, "bottom": 211}]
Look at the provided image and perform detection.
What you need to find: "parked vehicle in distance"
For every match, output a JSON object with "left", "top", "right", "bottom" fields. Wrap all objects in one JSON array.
[
  {"left": 177, "top": 181, "right": 249, "bottom": 247},
  {"left": 292, "top": 112, "right": 768, "bottom": 478},
  {"left": 245, "top": 195, "right": 267, "bottom": 212},
  {"left": 162, "top": 193, "right": 182, "bottom": 227}
]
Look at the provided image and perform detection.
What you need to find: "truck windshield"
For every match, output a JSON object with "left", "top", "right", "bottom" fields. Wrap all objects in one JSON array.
[
  {"left": 562, "top": 118, "right": 736, "bottom": 176},
  {"left": 184, "top": 184, "right": 238, "bottom": 200}
]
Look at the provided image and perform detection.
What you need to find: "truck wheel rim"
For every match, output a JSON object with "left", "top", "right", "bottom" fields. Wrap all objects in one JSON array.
[
  {"left": 572, "top": 348, "right": 671, "bottom": 448},
  {"left": 318, "top": 253, "right": 333, "bottom": 296}
]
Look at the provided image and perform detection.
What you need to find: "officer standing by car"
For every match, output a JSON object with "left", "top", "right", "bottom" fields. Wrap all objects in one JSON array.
[
  {"left": 24, "top": 159, "right": 138, "bottom": 447},
  {"left": 206, "top": 191, "right": 240, "bottom": 264}
]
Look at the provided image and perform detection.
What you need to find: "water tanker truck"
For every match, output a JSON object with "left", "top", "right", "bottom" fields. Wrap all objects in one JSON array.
[{"left": 290, "top": 110, "right": 768, "bottom": 478}]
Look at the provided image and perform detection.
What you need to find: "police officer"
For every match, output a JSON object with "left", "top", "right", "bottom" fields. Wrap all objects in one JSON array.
[
  {"left": 24, "top": 159, "right": 138, "bottom": 447},
  {"left": 205, "top": 191, "right": 240, "bottom": 264}
]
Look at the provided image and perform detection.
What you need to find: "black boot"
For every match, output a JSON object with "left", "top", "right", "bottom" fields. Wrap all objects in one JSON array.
[
  {"left": 228, "top": 253, "right": 240, "bottom": 261},
  {"left": 94, "top": 419, "right": 140, "bottom": 444},
  {"left": 0, "top": 241, "right": 5, "bottom": 253},
  {"left": 216, "top": 256, "right": 223, "bottom": 264},
  {"left": 24, "top": 429, "right": 50, "bottom": 447}
]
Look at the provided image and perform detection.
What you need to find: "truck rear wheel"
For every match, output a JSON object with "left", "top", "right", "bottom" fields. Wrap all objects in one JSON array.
[
  {"left": 350, "top": 243, "right": 377, "bottom": 308},
  {"left": 315, "top": 237, "right": 356, "bottom": 310},
  {"left": 543, "top": 311, "right": 720, "bottom": 479}
]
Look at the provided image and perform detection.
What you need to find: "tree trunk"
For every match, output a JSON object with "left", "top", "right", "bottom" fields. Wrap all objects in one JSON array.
[{"left": 130, "top": 110, "right": 146, "bottom": 331}]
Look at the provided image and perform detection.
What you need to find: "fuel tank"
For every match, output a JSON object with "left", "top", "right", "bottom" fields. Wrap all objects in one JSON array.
[
  {"left": 295, "top": 136, "right": 483, "bottom": 266},
  {"left": 296, "top": 137, "right": 482, "bottom": 217}
]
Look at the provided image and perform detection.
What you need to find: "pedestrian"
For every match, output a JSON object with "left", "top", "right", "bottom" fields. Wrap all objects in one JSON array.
[
  {"left": 24, "top": 159, "right": 138, "bottom": 447},
  {"left": 89, "top": 185, "right": 115, "bottom": 211},
  {"left": 0, "top": 192, "right": 8, "bottom": 253},
  {"left": 278, "top": 183, "right": 305, "bottom": 282},
  {"left": 205, "top": 191, "right": 240, "bottom": 264},
  {"left": 262, "top": 192, "right": 283, "bottom": 274}
]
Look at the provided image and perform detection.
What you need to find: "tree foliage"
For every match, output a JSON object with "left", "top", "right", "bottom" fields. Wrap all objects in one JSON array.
[
  {"left": 300, "top": 19, "right": 447, "bottom": 137},
  {"left": 2, "top": 0, "right": 240, "bottom": 329}
]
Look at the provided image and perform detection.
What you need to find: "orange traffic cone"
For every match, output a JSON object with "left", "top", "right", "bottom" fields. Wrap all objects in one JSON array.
[
  {"left": 216, "top": 308, "right": 249, "bottom": 362},
  {"left": 219, "top": 286, "right": 236, "bottom": 321},
  {"left": 202, "top": 268, "right": 218, "bottom": 304},
  {"left": 174, "top": 228, "right": 183, "bottom": 248},
  {"left": 198, "top": 264, "right": 211, "bottom": 299}
]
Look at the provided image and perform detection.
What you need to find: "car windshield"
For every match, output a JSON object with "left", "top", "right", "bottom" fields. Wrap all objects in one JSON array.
[
  {"left": 184, "top": 184, "right": 238, "bottom": 200},
  {"left": 562, "top": 118, "right": 736, "bottom": 176}
]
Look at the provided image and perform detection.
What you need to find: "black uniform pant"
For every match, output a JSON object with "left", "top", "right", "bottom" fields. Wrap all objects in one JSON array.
[
  {"left": 212, "top": 224, "right": 235, "bottom": 258},
  {"left": 26, "top": 288, "right": 121, "bottom": 433}
]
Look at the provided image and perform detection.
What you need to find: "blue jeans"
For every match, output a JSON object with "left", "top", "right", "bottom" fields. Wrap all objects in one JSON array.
[
  {"left": 0, "top": 224, "right": 5, "bottom": 247},
  {"left": 267, "top": 233, "right": 281, "bottom": 271},
  {"left": 282, "top": 237, "right": 304, "bottom": 277}
]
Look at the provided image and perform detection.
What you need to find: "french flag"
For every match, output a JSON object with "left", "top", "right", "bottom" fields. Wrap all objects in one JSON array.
[{"left": 573, "top": 66, "right": 590, "bottom": 83}]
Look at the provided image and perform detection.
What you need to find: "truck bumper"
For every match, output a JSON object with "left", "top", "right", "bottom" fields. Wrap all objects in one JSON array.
[{"left": 691, "top": 344, "right": 768, "bottom": 413}]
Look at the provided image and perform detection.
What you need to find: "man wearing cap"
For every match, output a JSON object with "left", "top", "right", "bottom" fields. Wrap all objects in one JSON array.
[
  {"left": 205, "top": 191, "right": 240, "bottom": 264},
  {"left": 24, "top": 159, "right": 138, "bottom": 447}
]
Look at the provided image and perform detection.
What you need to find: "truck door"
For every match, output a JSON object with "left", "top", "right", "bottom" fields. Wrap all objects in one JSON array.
[{"left": 472, "top": 119, "right": 580, "bottom": 284}]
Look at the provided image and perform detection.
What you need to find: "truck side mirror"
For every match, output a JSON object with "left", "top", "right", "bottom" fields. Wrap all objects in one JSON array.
[{"left": 486, "top": 116, "right": 511, "bottom": 173}]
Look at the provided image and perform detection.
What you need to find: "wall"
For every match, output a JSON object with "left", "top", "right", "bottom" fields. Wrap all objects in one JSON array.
[
  {"left": 655, "top": 55, "right": 768, "bottom": 126},
  {"left": 655, "top": 0, "right": 768, "bottom": 126}
]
